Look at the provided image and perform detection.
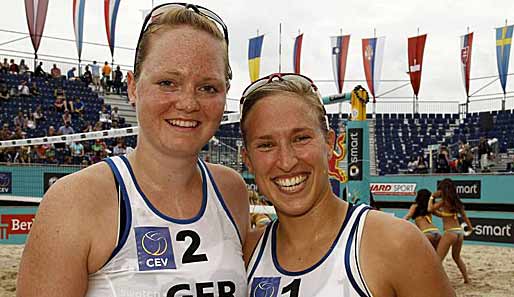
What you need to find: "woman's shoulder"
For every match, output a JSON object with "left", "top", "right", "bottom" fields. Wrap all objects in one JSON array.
[{"left": 43, "top": 161, "right": 117, "bottom": 211}]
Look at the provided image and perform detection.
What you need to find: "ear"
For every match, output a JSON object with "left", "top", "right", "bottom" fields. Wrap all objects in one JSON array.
[
  {"left": 127, "top": 71, "right": 137, "bottom": 108},
  {"left": 326, "top": 129, "right": 336, "bottom": 159},
  {"left": 241, "top": 146, "right": 254, "bottom": 174}
]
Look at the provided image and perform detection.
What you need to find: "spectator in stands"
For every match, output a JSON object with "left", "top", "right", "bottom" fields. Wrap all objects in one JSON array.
[
  {"left": 35, "top": 144, "right": 47, "bottom": 162},
  {"left": 30, "top": 82, "right": 41, "bottom": 96},
  {"left": 0, "top": 123, "right": 13, "bottom": 140},
  {"left": 26, "top": 113, "right": 36, "bottom": 130},
  {"left": 478, "top": 137, "right": 492, "bottom": 173},
  {"left": 62, "top": 110, "right": 72, "bottom": 125},
  {"left": 13, "top": 111, "right": 27, "bottom": 129},
  {"left": 91, "top": 138, "right": 106, "bottom": 154},
  {"left": 90, "top": 61, "right": 101, "bottom": 92},
  {"left": 112, "top": 138, "right": 126, "bottom": 156},
  {"left": 47, "top": 125, "right": 56, "bottom": 137},
  {"left": 0, "top": 83, "right": 9, "bottom": 101},
  {"left": 458, "top": 140, "right": 474, "bottom": 173},
  {"left": 67, "top": 67, "right": 77, "bottom": 80},
  {"left": 82, "top": 121, "right": 93, "bottom": 133},
  {"left": 18, "top": 80, "right": 30, "bottom": 97},
  {"left": 45, "top": 145, "right": 58, "bottom": 164},
  {"left": 415, "top": 154, "right": 428, "bottom": 174},
  {"left": 51, "top": 64, "right": 62, "bottom": 79},
  {"left": 58, "top": 122, "right": 74, "bottom": 135},
  {"left": 54, "top": 95, "right": 67, "bottom": 112},
  {"left": 102, "top": 61, "right": 112, "bottom": 92},
  {"left": 19, "top": 59, "right": 29, "bottom": 74},
  {"left": 436, "top": 145, "right": 450, "bottom": 173},
  {"left": 73, "top": 97, "right": 84, "bottom": 115},
  {"left": 93, "top": 121, "right": 103, "bottom": 131},
  {"left": 98, "top": 105, "right": 111, "bottom": 128},
  {"left": 113, "top": 66, "right": 123, "bottom": 94},
  {"left": 13, "top": 125, "right": 26, "bottom": 140},
  {"left": 70, "top": 141, "right": 84, "bottom": 164},
  {"left": 110, "top": 106, "right": 121, "bottom": 126},
  {"left": 82, "top": 65, "right": 92, "bottom": 86},
  {"left": 34, "top": 62, "right": 46, "bottom": 77},
  {"left": 54, "top": 86, "right": 66, "bottom": 100},
  {"left": 33, "top": 105, "right": 45, "bottom": 124},
  {"left": 1, "top": 58, "right": 8, "bottom": 73},
  {"left": 9, "top": 59, "right": 19, "bottom": 74}
]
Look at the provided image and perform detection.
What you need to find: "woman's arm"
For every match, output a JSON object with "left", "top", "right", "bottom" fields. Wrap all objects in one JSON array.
[{"left": 403, "top": 204, "right": 417, "bottom": 220}]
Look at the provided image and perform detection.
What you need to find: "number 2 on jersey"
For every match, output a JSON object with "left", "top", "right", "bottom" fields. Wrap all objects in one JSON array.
[{"left": 176, "top": 230, "right": 208, "bottom": 264}]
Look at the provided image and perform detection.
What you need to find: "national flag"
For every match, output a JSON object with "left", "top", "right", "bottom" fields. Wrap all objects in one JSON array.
[
  {"left": 73, "top": 0, "right": 86, "bottom": 61},
  {"left": 496, "top": 25, "right": 513, "bottom": 94},
  {"left": 460, "top": 32, "right": 473, "bottom": 97},
  {"left": 361, "top": 36, "right": 385, "bottom": 99},
  {"left": 24, "top": 0, "right": 49, "bottom": 54},
  {"left": 248, "top": 35, "right": 264, "bottom": 82},
  {"left": 331, "top": 35, "right": 351, "bottom": 94},
  {"left": 293, "top": 33, "right": 303, "bottom": 74},
  {"left": 104, "top": 0, "right": 121, "bottom": 58},
  {"left": 408, "top": 34, "right": 427, "bottom": 96}
]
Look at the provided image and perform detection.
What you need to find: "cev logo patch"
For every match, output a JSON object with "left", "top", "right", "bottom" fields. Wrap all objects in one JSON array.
[
  {"left": 250, "top": 277, "right": 281, "bottom": 297},
  {"left": 135, "top": 227, "right": 176, "bottom": 271}
]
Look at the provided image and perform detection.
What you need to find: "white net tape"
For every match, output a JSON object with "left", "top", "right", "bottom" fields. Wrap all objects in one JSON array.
[{"left": 0, "top": 112, "right": 241, "bottom": 148}]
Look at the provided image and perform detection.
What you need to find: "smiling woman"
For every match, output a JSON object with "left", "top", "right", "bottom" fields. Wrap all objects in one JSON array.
[
  {"left": 240, "top": 73, "right": 455, "bottom": 297},
  {"left": 16, "top": 3, "right": 249, "bottom": 297}
]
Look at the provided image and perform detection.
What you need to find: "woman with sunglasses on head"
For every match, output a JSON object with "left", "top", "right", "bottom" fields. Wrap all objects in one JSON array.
[
  {"left": 428, "top": 178, "right": 473, "bottom": 283},
  {"left": 241, "top": 73, "right": 454, "bottom": 296},
  {"left": 18, "top": 4, "right": 249, "bottom": 297}
]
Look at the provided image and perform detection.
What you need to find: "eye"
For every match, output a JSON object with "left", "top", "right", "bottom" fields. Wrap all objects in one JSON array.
[
  {"left": 199, "top": 85, "right": 219, "bottom": 94},
  {"left": 294, "top": 135, "right": 312, "bottom": 144},
  {"left": 255, "top": 142, "right": 274, "bottom": 151},
  {"left": 158, "top": 80, "right": 175, "bottom": 88}
]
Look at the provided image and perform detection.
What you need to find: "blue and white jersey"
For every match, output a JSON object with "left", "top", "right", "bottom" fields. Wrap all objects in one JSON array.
[
  {"left": 247, "top": 204, "right": 373, "bottom": 297},
  {"left": 86, "top": 156, "right": 247, "bottom": 297}
]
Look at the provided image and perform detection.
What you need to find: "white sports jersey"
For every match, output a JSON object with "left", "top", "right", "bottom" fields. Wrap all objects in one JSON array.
[
  {"left": 247, "top": 204, "right": 373, "bottom": 297},
  {"left": 86, "top": 156, "right": 247, "bottom": 297}
]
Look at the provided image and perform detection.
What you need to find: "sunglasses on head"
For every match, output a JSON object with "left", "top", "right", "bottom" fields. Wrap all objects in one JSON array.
[
  {"left": 240, "top": 73, "right": 323, "bottom": 111},
  {"left": 134, "top": 2, "right": 229, "bottom": 74}
]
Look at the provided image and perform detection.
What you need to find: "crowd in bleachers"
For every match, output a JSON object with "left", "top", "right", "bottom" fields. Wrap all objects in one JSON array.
[{"left": 0, "top": 58, "right": 135, "bottom": 166}]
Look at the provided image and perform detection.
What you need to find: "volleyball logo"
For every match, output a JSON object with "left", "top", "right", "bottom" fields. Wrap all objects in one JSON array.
[
  {"left": 250, "top": 277, "right": 280, "bottom": 297},
  {"left": 141, "top": 230, "right": 168, "bottom": 256},
  {"left": 135, "top": 226, "right": 176, "bottom": 271}
]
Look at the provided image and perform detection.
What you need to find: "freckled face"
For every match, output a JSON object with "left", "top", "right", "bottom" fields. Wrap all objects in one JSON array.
[
  {"left": 129, "top": 26, "right": 227, "bottom": 157},
  {"left": 243, "top": 94, "right": 334, "bottom": 217}
]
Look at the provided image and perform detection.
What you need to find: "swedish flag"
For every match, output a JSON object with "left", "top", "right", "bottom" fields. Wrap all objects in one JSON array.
[
  {"left": 248, "top": 35, "right": 264, "bottom": 82},
  {"left": 496, "top": 25, "right": 513, "bottom": 93}
]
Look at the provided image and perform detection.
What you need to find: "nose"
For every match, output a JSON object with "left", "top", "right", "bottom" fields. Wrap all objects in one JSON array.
[
  {"left": 276, "top": 142, "right": 298, "bottom": 172},
  {"left": 175, "top": 88, "right": 200, "bottom": 112}
]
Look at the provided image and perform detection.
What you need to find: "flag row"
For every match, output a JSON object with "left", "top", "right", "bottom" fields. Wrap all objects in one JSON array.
[{"left": 248, "top": 25, "right": 514, "bottom": 99}]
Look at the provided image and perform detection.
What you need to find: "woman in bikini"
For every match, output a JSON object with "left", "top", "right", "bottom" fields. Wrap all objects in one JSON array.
[
  {"left": 404, "top": 189, "right": 441, "bottom": 249},
  {"left": 429, "top": 178, "right": 473, "bottom": 283}
]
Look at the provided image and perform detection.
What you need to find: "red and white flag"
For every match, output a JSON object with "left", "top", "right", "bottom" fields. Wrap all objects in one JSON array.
[
  {"left": 460, "top": 32, "right": 473, "bottom": 97},
  {"left": 24, "top": 0, "right": 49, "bottom": 54},
  {"left": 408, "top": 34, "right": 427, "bottom": 96}
]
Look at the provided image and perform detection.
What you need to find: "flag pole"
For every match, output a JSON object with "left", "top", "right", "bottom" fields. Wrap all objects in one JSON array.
[
  {"left": 372, "top": 28, "right": 377, "bottom": 118},
  {"left": 338, "top": 28, "right": 343, "bottom": 118},
  {"left": 465, "top": 26, "right": 469, "bottom": 112},
  {"left": 278, "top": 23, "right": 282, "bottom": 73}
]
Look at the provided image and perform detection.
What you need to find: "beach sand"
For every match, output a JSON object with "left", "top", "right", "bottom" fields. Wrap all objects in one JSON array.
[{"left": 0, "top": 244, "right": 513, "bottom": 296}]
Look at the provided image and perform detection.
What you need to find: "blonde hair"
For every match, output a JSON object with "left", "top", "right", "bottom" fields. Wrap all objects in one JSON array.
[
  {"left": 240, "top": 79, "right": 328, "bottom": 145},
  {"left": 134, "top": 7, "right": 231, "bottom": 84}
]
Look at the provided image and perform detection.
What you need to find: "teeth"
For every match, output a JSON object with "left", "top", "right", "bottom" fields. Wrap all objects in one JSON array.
[
  {"left": 274, "top": 175, "right": 307, "bottom": 188},
  {"left": 168, "top": 119, "right": 198, "bottom": 128}
]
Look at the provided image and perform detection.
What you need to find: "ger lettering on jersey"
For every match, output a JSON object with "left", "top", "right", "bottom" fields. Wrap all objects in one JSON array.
[
  {"left": 247, "top": 204, "right": 373, "bottom": 297},
  {"left": 85, "top": 156, "right": 247, "bottom": 297}
]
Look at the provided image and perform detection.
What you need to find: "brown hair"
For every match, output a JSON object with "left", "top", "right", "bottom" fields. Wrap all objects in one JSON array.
[
  {"left": 240, "top": 79, "right": 328, "bottom": 145},
  {"left": 134, "top": 8, "right": 230, "bottom": 84}
]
